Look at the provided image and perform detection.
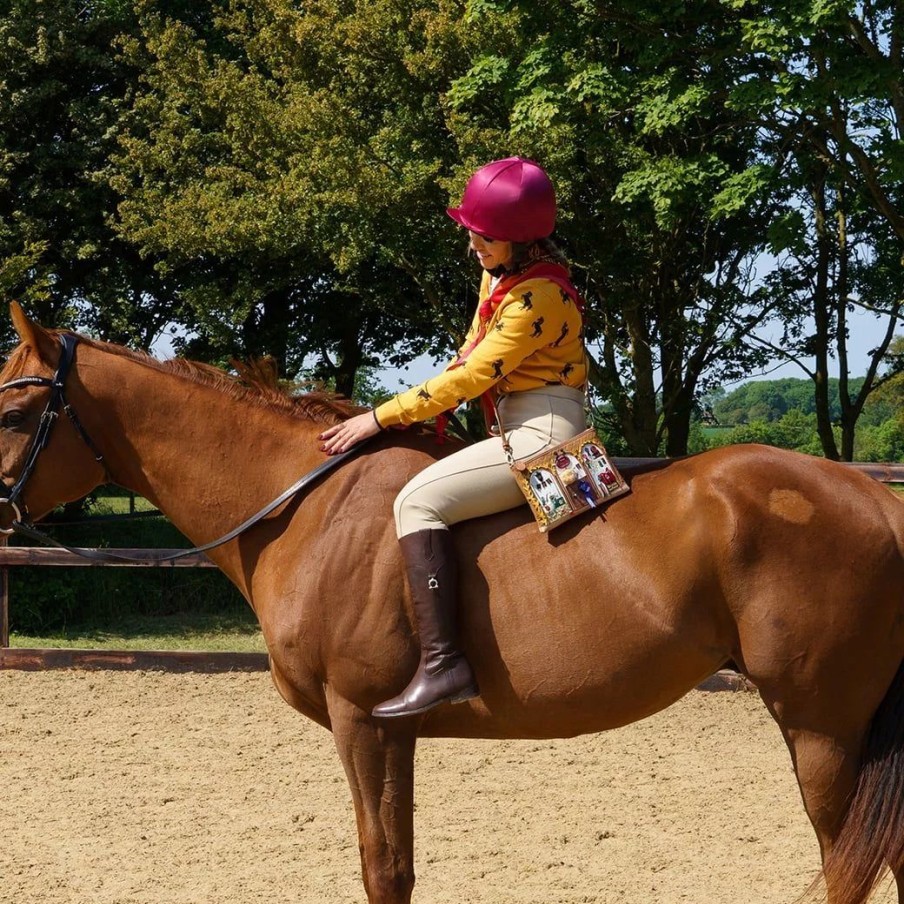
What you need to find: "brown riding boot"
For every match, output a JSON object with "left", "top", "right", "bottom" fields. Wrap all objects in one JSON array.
[{"left": 372, "top": 528, "right": 479, "bottom": 718}]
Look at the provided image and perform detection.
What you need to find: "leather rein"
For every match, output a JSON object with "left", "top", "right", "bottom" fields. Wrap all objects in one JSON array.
[{"left": 0, "top": 334, "right": 366, "bottom": 564}]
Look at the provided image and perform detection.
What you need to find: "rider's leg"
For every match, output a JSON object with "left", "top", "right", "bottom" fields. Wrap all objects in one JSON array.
[
  {"left": 371, "top": 527, "right": 479, "bottom": 718},
  {"left": 372, "top": 387, "right": 586, "bottom": 719}
]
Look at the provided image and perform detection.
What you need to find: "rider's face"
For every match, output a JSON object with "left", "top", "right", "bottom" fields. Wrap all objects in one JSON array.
[{"left": 469, "top": 231, "right": 513, "bottom": 272}]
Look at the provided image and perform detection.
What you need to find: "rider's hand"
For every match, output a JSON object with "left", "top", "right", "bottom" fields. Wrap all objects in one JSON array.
[{"left": 319, "top": 411, "right": 382, "bottom": 455}]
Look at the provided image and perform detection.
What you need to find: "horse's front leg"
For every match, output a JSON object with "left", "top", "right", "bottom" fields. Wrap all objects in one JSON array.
[{"left": 326, "top": 686, "right": 418, "bottom": 904}]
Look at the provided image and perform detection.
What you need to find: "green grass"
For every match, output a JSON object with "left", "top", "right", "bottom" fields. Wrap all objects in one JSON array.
[
  {"left": 890, "top": 485, "right": 904, "bottom": 499},
  {"left": 95, "top": 495, "right": 159, "bottom": 514},
  {"left": 57, "top": 491, "right": 160, "bottom": 517},
  {"left": 9, "top": 611, "right": 266, "bottom": 653}
]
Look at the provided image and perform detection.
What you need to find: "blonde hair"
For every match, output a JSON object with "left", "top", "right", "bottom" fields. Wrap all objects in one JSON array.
[{"left": 509, "top": 237, "right": 570, "bottom": 274}]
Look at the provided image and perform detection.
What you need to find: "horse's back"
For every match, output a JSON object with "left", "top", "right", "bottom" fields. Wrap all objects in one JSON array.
[{"left": 425, "top": 444, "right": 904, "bottom": 739}]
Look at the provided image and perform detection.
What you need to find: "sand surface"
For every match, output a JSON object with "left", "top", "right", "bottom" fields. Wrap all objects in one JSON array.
[{"left": 0, "top": 670, "right": 886, "bottom": 904}]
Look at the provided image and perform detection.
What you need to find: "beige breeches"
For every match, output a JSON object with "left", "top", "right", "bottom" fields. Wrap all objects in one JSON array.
[{"left": 394, "top": 385, "right": 587, "bottom": 537}]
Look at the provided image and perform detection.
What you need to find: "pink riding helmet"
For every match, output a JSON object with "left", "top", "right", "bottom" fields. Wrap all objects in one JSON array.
[{"left": 446, "top": 157, "right": 556, "bottom": 243}]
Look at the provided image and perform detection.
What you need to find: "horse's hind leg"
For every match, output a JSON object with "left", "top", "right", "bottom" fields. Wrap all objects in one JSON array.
[
  {"left": 326, "top": 687, "right": 417, "bottom": 904},
  {"left": 758, "top": 693, "right": 867, "bottom": 902},
  {"left": 778, "top": 723, "right": 861, "bottom": 859}
]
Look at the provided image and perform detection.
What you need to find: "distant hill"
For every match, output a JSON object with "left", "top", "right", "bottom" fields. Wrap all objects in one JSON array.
[
  {"left": 699, "top": 376, "right": 903, "bottom": 462},
  {"left": 710, "top": 377, "right": 876, "bottom": 426}
]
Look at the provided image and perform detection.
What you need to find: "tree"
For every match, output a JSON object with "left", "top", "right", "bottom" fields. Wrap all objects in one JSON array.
[
  {"left": 110, "top": 0, "right": 481, "bottom": 385},
  {"left": 727, "top": 0, "right": 904, "bottom": 459},
  {"left": 443, "top": 0, "right": 787, "bottom": 454},
  {"left": 0, "top": 0, "right": 173, "bottom": 348}
]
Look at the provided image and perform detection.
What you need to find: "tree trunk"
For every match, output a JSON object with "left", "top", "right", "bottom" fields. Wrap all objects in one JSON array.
[
  {"left": 811, "top": 170, "right": 841, "bottom": 460},
  {"left": 835, "top": 193, "right": 857, "bottom": 462},
  {"left": 621, "top": 303, "right": 660, "bottom": 455},
  {"left": 334, "top": 319, "right": 364, "bottom": 399},
  {"left": 658, "top": 276, "right": 694, "bottom": 457}
]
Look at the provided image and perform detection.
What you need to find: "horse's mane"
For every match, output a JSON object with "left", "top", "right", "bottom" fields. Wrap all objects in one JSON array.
[{"left": 3, "top": 330, "right": 363, "bottom": 426}]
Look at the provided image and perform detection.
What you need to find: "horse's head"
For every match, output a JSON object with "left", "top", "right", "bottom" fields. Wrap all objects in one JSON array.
[{"left": 0, "top": 303, "right": 107, "bottom": 530}]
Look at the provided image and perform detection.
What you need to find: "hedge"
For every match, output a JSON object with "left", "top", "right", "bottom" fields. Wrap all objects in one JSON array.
[{"left": 7, "top": 494, "right": 248, "bottom": 633}]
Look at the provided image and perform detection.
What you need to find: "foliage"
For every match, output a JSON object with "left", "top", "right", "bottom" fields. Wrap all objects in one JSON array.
[
  {"left": 1, "top": 0, "right": 901, "bottom": 458},
  {"left": 710, "top": 376, "right": 865, "bottom": 425},
  {"left": 722, "top": 0, "right": 904, "bottom": 459},
  {"left": 696, "top": 370, "right": 904, "bottom": 461},
  {"left": 854, "top": 418, "right": 904, "bottom": 463},
  {"left": 443, "top": 0, "right": 783, "bottom": 455},
  {"left": 703, "top": 409, "right": 827, "bottom": 457},
  {"left": 0, "top": 0, "right": 176, "bottom": 348},
  {"left": 108, "top": 0, "right": 480, "bottom": 391}
]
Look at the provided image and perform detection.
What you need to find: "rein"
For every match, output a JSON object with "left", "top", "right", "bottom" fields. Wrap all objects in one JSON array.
[{"left": 0, "top": 334, "right": 369, "bottom": 564}]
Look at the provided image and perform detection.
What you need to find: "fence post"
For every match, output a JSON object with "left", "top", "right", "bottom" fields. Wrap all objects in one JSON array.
[{"left": 0, "top": 537, "right": 8, "bottom": 648}]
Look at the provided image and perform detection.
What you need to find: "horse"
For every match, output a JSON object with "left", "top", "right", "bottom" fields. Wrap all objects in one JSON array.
[{"left": 1, "top": 302, "right": 903, "bottom": 904}]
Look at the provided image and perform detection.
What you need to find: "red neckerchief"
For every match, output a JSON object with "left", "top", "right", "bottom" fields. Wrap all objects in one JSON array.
[{"left": 444, "top": 262, "right": 584, "bottom": 434}]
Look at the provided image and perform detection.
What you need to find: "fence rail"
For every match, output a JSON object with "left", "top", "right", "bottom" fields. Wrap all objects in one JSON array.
[
  {"left": 845, "top": 462, "right": 904, "bottom": 482},
  {"left": 0, "top": 547, "right": 216, "bottom": 569},
  {"left": 617, "top": 459, "right": 904, "bottom": 483},
  {"left": 0, "top": 647, "right": 269, "bottom": 672}
]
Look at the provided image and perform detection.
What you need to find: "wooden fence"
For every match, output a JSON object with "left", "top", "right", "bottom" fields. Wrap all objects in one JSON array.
[
  {"left": 0, "top": 460, "right": 901, "bottom": 674},
  {"left": 844, "top": 462, "right": 904, "bottom": 482},
  {"left": 0, "top": 545, "right": 270, "bottom": 672}
]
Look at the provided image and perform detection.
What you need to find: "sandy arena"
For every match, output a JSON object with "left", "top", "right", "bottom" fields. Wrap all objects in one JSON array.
[{"left": 0, "top": 670, "right": 893, "bottom": 904}]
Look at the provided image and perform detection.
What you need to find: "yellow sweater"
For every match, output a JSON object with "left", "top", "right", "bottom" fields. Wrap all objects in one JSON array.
[{"left": 374, "top": 270, "right": 587, "bottom": 428}]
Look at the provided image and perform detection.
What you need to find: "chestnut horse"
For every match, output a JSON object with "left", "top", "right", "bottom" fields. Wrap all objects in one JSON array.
[{"left": 1, "top": 304, "right": 903, "bottom": 904}]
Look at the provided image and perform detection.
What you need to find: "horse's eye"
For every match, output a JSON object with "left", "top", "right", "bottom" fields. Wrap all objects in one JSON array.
[{"left": 2, "top": 410, "right": 25, "bottom": 428}]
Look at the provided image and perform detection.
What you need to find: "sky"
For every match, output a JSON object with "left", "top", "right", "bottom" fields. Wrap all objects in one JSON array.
[{"left": 376, "top": 305, "right": 901, "bottom": 394}]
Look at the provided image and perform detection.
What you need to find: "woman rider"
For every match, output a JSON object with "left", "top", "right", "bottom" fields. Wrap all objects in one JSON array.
[{"left": 319, "top": 157, "right": 587, "bottom": 718}]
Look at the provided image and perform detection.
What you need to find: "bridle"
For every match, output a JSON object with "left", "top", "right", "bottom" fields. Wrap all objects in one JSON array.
[
  {"left": 0, "top": 333, "right": 369, "bottom": 563},
  {"left": 0, "top": 334, "right": 105, "bottom": 533}
]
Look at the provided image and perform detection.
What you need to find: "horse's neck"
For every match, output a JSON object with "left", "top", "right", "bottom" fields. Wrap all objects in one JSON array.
[{"left": 77, "top": 348, "right": 324, "bottom": 552}]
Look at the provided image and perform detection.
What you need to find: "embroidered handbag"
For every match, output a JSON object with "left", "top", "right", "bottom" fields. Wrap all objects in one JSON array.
[{"left": 508, "top": 427, "right": 630, "bottom": 532}]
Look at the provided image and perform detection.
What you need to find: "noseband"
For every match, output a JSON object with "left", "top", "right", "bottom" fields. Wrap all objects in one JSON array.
[{"left": 0, "top": 334, "right": 105, "bottom": 533}]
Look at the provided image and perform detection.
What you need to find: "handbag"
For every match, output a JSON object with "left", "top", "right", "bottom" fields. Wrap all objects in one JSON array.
[{"left": 492, "top": 396, "right": 631, "bottom": 533}]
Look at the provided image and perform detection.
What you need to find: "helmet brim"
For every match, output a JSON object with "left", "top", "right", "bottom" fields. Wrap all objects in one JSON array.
[{"left": 446, "top": 206, "right": 505, "bottom": 240}]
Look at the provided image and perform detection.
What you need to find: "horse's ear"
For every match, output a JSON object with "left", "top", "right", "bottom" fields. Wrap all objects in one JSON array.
[{"left": 9, "top": 302, "right": 59, "bottom": 363}]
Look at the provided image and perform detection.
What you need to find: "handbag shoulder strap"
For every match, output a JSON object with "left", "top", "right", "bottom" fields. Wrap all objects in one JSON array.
[{"left": 491, "top": 353, "right": 592, "bottom": 467}]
